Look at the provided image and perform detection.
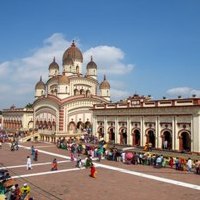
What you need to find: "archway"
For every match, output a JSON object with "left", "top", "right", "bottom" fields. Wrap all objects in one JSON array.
[
  {"left": 98, "top": 127, "right": 104, "bottom": 138},
  {"left": 120, "top": 128, "right": 127, "bottom": 145},
  {"left": 162, "top": 130, "right": 172, "bottom": 149},
  {"left": 74, "top": 89, "right": 79, "bottom": 95},
  {"left": 77, "top": 121, "right": 84, "bottom": 131},
  {"left": 28, "top": 121, "right": 34, "bottom": 130},
  {"left": 76, "top": 65, "right": 79, "bottom": 73},
  {"left": 80, "top": 89, "right": 85, "bottom": 95},
  {"left": 108, "top": 127, "right": 115, "bottom": 143},
  {"left": 68, "top": 121, "right": 76, "bottom": 133},
  {"left": 85, "top": 121, "right": 92, "bottom": 134},
  {"left": 179, "top": 131, "right": 191, "bottom": 152},
  {"left": 52, "top": 120, "right": 56, "bottom": 131},
  {"left": 86, "top": 90, "right": 91, "bottom": 97},
  {"left": 146, "top": 130, "right": 155, "bottom": 148},
  {"left": 132, "top": 129, "right": 140, "bottom": 146}
]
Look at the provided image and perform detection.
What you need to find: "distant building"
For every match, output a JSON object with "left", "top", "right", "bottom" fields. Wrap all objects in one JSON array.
[
  {"left": 0, "top": 112, "right": 2, "bottom": 130},
  {"left": 92, "top": 95, "right": 200, "bottom": 152},
  {"left": 2, "top": 105, "right": 33, "bottom": 132}
]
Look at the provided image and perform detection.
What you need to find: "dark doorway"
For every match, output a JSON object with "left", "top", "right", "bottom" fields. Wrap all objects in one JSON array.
[
  {"left": 181, "top": 132, "right": 191, "bottom": 152},
  {"left": 147, "top": 130, "right": 155, "bottom": 148}
]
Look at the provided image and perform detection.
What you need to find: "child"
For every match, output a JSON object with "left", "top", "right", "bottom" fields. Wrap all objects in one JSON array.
[
  {"left": 51, "top": 158, "right": 58, "bottom": 171},
  {"left": 90, "top": 163, "right": 97, "bottom": 178}
]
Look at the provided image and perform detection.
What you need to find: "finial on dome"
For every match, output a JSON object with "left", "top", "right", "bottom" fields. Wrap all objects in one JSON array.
[
  {"left": 103, "top": 74, "right": 106, "bottom": 81},
  {"left": 71, "top": 40, "right": 75, "bottom": 47},
  {"left": 53, "top": 57, "right": 55, "bottom": 62},
  {"left": 40, "top": 76, "right": 42, "bottom": 81},
  {"left": 91, "top": 56, "right": 93, "bottom": 61}
]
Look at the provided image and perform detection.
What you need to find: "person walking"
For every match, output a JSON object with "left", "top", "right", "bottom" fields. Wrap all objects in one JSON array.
[
  {"left": 26, "top": 156, "right": 32, "bottom": 170},
  {"left": 90, "top": 163, "right": 97, "bottom": 178},
  {"left": 31, "top": 145, "right": 35, "bottom": 161},
  {"left": 34, "top": 150, "right": 38, "bottom": 161},
  {"left": 76, "top": 154, "right": 82, "bottom": 168}
]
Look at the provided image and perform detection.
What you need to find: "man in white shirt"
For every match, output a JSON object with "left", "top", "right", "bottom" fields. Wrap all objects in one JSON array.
[
  {"left": 26, "top": 156, "right": 32, "bottom": 170},
  {"left": 186, "top": 158, "right": 193, "bottom": 172}
]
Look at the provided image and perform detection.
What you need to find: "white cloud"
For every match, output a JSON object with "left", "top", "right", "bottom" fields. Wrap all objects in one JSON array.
[
  {"left": 0, "top": 61, "right": 11, "bottom": 78},
  {"left": 83, "top": 46, "right": 134, "bottom": 75},
  {"left": 0, "top": 33, "right": 134, "bottom": 109},
  {"left": 166, "top": 87, "right": 200, "bottom": 97},
  {"left": 110, "top": 88, "right": 131, "bottom": 102}
]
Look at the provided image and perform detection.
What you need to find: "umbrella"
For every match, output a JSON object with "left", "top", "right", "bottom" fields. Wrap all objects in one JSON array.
[{"left": 125, "top": 152, "right": 134, "bottom": 160}]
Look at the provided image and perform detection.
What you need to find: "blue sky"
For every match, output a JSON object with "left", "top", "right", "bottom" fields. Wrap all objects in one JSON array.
[{"left": 0, "top": 0, "right": 200, "bottom": 110}]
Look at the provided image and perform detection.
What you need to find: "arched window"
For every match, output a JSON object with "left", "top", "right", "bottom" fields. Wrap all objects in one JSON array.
[
  {"left": 66, "top": 86, "right": 68, "bottom": 93},
  {"left": 76, "top": 65, "right": 79, "bottom": 73},
  {"left": 80, "top": 89, "right": 85, "bottom": 95},
  {"left": 86, "top": 90, "right": 91, "bottom": 97},
  {"left": 74, "top": 89, "right": 78, "bottom": 95}
]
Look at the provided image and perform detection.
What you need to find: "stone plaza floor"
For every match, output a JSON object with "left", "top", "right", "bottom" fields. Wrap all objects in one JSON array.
[{"left": 0, "top": 142, "right": 200, "bottom": 200}]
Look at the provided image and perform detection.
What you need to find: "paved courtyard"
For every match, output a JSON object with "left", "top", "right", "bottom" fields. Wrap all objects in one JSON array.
[{"left": 0, "top": 142, "right": 200, "bottom": 200}]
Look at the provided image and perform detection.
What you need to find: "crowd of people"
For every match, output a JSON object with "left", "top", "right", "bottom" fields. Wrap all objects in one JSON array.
[
  {"left": 58, "top": 137, "right": 200, "bottom": 175},
  {"left": 0, "top": 169, "right": 32, "bottom": 200}
]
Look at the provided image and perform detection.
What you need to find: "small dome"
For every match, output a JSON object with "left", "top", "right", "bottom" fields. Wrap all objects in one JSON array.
[
  {"left": 48, "top": 75, "right": 59, "bottom": 84},
  {"left": 49, "top": 57, "right": 59, "bottom": 70},
  {"left": 99, "top": 75, "right": 110, "bottom": 89},
  {"left": 35, "top": 77, "right": 45, "bottom": 90},
  {"left": 63, "top": 41, "right": 83, "bottom": 65},
  {"left": 87, "top": 56, "right": 97, "bottom": 69},
  {"left": 58, "top": 75, "right": 70, "bottom": 85}
]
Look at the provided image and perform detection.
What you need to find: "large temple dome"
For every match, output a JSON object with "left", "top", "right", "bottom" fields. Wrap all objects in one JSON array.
[{"left": 63, "top": 41, "right": 83, "bottom": 65}]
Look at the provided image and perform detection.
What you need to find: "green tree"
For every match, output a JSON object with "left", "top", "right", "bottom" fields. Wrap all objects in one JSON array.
[{"left": 25, "top": 103, "right": 33, "bottom": 108}]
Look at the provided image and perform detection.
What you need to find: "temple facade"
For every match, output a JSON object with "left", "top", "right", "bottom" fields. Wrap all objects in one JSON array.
[{"left": 33, "top": 41, "right": 110, "bottom": 140}]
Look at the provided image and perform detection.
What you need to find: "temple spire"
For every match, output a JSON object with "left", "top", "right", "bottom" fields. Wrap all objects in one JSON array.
[{"left": 71, "top": 40, "right": 75, "bottom": 47}]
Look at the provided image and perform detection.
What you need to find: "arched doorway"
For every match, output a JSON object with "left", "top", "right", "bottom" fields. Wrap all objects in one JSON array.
[
  {"left": 52, "top": 120, "right": 56, "bottom": 131},
  {"left": 108, "top": 127, "right": 115, "bottom": 143},
  {"left": 162, "top": 130, "right": 172, "bottom": 149},
  {"left": 98, "top": 127, "right": 104, "bottom": 138},
  {"left": 85, "top": 121, "right": 92, "bottom": 134},
  {"left": 179, "top": 131, "right": 191, "bottom": 152},
  {"left": 132, "top": 129, "right": 140, "bottom": 146},
  {"left": 77, "top": 121, "right": 84, "bottom": 131},
  {"left": 120, "top": 128, "right": 127, "bottom": 145},
  {"left": 68, "top": 121, "right": 76, "bottom": 133},
  {"left": 146, "top": 130, "right": 155, "bottom": 148}
]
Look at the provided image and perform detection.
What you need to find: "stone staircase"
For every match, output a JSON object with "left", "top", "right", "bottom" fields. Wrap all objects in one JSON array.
[{"left": 19, "top": 132, "right": 40, "bottom": 143}]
